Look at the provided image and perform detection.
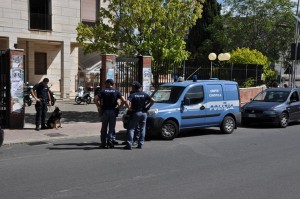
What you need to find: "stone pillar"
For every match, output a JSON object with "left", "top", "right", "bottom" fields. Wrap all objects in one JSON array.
[
  {"left": 61, "top": 41, "right": 71, "bottom": 99},
  {"left": 100, "top": 54, "right": 117, "bottom": 89},
  {"left": 140, "top": 56, "right": 152, "bottom": 94}
]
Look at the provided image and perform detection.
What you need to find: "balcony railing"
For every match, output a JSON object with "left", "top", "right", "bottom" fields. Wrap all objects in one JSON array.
[{"left": 30, "top": 13, "right": 52, "bottom": 31}]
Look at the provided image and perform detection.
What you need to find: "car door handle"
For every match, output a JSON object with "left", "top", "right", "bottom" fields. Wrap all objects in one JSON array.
[{"left": 200, "top": 106, "right": 205, "bottom": 110}]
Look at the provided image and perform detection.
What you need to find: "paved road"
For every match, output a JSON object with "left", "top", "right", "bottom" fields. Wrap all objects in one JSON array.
[{"left": 2, "top": 121, "right": 300, "bottom": 198}]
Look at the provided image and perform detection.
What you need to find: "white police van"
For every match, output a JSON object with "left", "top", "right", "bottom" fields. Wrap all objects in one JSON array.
[{"left": 145, "top": 79, "right": 240, "bottom": 140}]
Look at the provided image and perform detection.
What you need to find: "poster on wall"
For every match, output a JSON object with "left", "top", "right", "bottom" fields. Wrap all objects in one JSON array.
[
  {"left": 143, "top": 68, "right": 152, "bottom": 95},
  {"left": 10, "top": 50, "right": 24, "bottom": 113}
]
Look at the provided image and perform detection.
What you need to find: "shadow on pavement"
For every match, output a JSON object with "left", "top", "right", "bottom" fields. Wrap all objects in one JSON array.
[
  {"left": 47, "top": 142, "right": 100, "bottom": 150},
  {"left": 25, "top": 111, "right": 101, "bottom": 125}
]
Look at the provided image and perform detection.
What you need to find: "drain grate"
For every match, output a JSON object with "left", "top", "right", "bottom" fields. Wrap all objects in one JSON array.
[
  {"left": 45, "top": 133, "right": 67, "bottom": 137},
  {"left": 28, "top": 141, "right": 49, "bottom": 146}
]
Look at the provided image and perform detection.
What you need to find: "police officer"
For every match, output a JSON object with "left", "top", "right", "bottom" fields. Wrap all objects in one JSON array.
[
  {"left": 31, "top": 78, "right": 51, "bottom": 131},
  {"left": 123, "top": 81, "right": 154, "bottom": 150},
  {"left": 94, "top": 79, "right": 129, "bottom": 149}
]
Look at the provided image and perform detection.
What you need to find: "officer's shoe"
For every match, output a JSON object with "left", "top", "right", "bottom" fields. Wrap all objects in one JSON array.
[
  {"left": 35, "top": 126, "right": 40, "bottom": 131},
  {"left": 99, "top": 144, "right": 107, "bottom": 149},
  {"left": 112, "top": 140, "right": 119, "bottom": 145},
  {"left": 132, "top": 141, "right": 138, "bottom": 146},
  {"left": 123, "top": 145, "right": 132, "bottom": 150},
  {"left": 41, "top": 126, "right": 48, "bottom": 130},
  {"left": 137, "top": 145, "right": 142, "bottom": 149}
]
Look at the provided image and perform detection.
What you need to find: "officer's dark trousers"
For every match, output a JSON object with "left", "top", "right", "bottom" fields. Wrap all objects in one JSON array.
[
  {"left": 35, "top": 100, "right": 47, "bottom": 127},
  {"left": 100, "top": 110, "right": 116, "bottom": 145}
]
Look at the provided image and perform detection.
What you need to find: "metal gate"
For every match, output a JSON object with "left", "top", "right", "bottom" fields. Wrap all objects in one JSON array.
[
  {"left": 115, "top": 57, "right": 141, "bottom": 99},
  {"left": 0, "top": 51, "right": 9, "bottom": 127}
]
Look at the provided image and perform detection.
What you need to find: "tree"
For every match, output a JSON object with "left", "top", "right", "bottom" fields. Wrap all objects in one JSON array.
[
  {"left": 186, "top": 0, "right": 222, "bottom": 65},
  {"left": 76, "top": 0, "right": 204, "bottom": 63},
  {"left": 210, "top": 0, "right": 295, "bottom": 62},
  {"left": 229, "top": 48, "right": 276, "bottom": 82}
]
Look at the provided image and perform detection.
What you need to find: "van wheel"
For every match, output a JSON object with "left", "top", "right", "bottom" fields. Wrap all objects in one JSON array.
[
  {"left": 160, "top": 120, "right": 178, "bottom": 140},
  {"left": 278, "top": 113, "right": 289, "bottom": 128},
  {"left": 221, "top": 116, "right": 235, "bottom": 134}
]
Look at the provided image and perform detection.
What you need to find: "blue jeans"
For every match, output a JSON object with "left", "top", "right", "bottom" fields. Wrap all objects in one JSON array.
[
  {"left": 100, "top": 110, "right": 116, "bottom": 145},
  {"left": 127, "top": 112, "right": 147, "bottom": 147}
]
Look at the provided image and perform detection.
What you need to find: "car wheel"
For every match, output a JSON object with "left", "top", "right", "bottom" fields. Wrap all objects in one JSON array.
[
  {"left": 160, "top": 120, "right": 178, "bottom": 140},
  {"left": 220, "top": 116, "right": 235, "bottom": 134},
  {"left": 278, "top": 112, "right": 289, "bottom": 128},
  {"left": 75, "top": 96, "right": 81, "bottom": 104}
]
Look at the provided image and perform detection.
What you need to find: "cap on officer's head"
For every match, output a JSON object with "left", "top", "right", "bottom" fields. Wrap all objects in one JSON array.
[
  {"left": 105, "top": 79, "right": 114, "bottom": 85},
  {"left": 132, "top": 81, "right": 142, "bottom": 89}
]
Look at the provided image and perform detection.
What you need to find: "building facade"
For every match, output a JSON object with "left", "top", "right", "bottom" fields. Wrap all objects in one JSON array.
[{"left": 0, "top": 0, "right": 107, "bottom": 99}]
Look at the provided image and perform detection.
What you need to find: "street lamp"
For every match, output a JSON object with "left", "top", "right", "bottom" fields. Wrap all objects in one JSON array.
[
  {"left": 208, "top": 52, "right": 231, "bottom": 78},
  {"left": 208, "top": 53, "right": 217, "bottom": 77}
]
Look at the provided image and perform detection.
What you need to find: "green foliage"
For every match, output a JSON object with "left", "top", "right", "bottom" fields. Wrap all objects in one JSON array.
[
  {"left": 77, "top": 0, "right": 204, "bottom": 63},
  {"left": 211, "top": 0, "right": 295, "bottom": 62},
  {"left": 243, "top": 77, "right": 255, "bottom": 88},
  {"left": 186, "top": 0, "right": 222, "bottom": 64},
  {"left": 229, "top": 48, "right": 276, "bottom": 81}
]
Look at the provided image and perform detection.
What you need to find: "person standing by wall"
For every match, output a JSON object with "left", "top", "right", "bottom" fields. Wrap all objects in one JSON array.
[
  {"left": 31, "top": 78, "right": 51, "bottom": 131},
  {"left": 124, "top": 81, "right": 154, "bottom": 150},
  {"left": 94, "top": 79, "right": 129, "bottom": 149}
]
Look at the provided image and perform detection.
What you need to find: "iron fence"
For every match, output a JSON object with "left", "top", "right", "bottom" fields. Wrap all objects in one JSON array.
[{"left": 152, "top": 60, "right": 263, "bottom": 88}]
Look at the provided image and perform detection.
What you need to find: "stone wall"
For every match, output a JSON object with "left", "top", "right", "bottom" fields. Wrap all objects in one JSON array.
[{"left": 239, "top": 85, "right": 266, "bottom": 106}]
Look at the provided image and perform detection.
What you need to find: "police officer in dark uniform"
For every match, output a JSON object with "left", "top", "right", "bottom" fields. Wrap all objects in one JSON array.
[
  {"left": 124, "top": 81, "right": 154, "bottom": 150},
  {"left": 31, "top": 78, "right": 51, "bottom": 131},
  {"left": 94, "top": 79, "right": 129, "bottom": 149}
]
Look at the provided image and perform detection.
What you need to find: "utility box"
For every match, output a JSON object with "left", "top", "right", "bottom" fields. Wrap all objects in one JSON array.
[{"left": 0, "top": 49, "right": 25, "bottom": 129}]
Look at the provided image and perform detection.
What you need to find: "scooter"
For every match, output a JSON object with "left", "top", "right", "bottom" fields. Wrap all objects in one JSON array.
[
  {"left": 75, "top": 86, "right": 92, "bottom": 104},
  {"left": 23, "top": 82, "right": 33, "bottom": 106}
]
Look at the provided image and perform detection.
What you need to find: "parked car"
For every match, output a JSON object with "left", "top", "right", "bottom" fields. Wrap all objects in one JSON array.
[
  {"left": 241, "top": 87, "right": 300, "bottom": 128},
  {"left": 123, "top": 79, "right": 241, "bottom": 140}
]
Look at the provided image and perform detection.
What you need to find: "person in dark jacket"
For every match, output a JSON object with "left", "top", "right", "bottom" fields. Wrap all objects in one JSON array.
[
  {"left": 94, "top": 79, "right": 129, "bottom": 149},
  {"left": 123, "top": 81, "right": 154, "bottom": 150},
  {"left": 31, "top": 78, "right": 51, "bottom": 131}
]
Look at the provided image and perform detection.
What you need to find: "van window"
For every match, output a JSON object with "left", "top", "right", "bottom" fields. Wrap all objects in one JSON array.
[{"left": 184, "top": 86, "right": 204, "bottom": 105}]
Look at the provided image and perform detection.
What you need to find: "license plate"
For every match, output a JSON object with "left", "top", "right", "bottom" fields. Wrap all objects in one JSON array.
[{"left": 248, "top": 114, "right": 256, "bottom": 118}]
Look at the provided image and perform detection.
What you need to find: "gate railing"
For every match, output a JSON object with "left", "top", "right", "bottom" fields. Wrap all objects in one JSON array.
[{"left": 115, "top": 57, "right": 140, "bottom": 99}]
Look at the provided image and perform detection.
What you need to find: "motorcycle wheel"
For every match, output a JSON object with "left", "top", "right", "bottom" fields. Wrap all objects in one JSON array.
[
  {"left": 51, "top": 98, "right": 56, "bottom": 106},
  {"left": 86, "top": 97, "right": 92, "bottom": 104},
  {"left": 75, "top": 96, "right": 82, "bottom": 104},
  {"left": 27, "top": 98, "right": 32, "bottom": 106}
]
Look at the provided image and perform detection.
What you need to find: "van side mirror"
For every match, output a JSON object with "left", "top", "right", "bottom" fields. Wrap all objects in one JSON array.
[{"left": 182, "top": 97, "right": 190, "bottom": 106}]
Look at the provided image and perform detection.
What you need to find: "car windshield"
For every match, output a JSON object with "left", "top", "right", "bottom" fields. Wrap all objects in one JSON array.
[
  {"left": 152, "top": 86, "right": 185, "bottom": 103},
  {"left": 253, "top": 90, "right": 290, "bottom": 102}
]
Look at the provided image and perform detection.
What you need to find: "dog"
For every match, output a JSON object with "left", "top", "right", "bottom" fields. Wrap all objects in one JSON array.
[{"left": 47, "top": 106, "right": 62, "bottom": 129}]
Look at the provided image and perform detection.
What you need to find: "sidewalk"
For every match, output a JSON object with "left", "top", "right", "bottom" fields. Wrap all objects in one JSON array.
[{"left": 3, "top": 121, "right": 126, "bottom": 145}]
